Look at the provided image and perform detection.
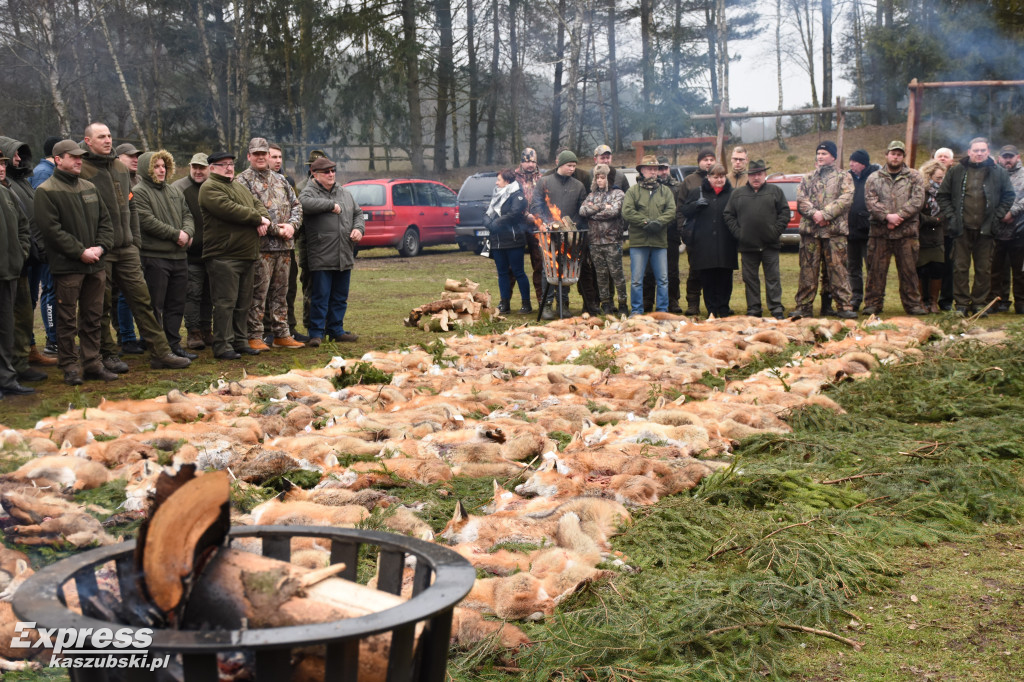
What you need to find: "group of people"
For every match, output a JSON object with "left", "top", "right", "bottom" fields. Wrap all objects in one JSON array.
[
  {"left": 0, "top": 126, "right": 364, "bottom": 395},
  {"left": 483, "top": 136, "right": 1022, "bottom": 321}
]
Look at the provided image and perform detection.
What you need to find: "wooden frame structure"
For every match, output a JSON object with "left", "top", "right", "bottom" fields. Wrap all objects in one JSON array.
[
  {"left": 905, "top": 79, "right": 1024, "bottom": 167},
  {"left": 691, "top": 98, "right": 875, "bottom": 169},
  {"left": 631, "top": 136, "right": 718, "bottom": 164}
]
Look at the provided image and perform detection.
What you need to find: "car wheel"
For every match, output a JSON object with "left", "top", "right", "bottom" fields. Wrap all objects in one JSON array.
[
  {"left": 397, "top": 228, "right": 421, "bottom": 257},
  {"left": 457, "top": 240, "right": 470, "bottom": 251}
]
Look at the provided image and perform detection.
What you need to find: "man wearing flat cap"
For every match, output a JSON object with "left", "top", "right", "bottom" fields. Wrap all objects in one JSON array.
[
  {"left": 724, "top": 159, "right": 790, "bottom": 318},
  {"left": 235, "top": 137, "right": 304, "bottom": 350},
  {"left": 200, "top": 150, "right": 271, "bottom": 359},
  {"left": 298, "top": 156, "right": 364, "bottom": 345},
  {"left": 863, "top": 141, "right": 928, "bottom": 315},
  {"left": 792, "top": 140, "right": 857, "bottom": 319}
]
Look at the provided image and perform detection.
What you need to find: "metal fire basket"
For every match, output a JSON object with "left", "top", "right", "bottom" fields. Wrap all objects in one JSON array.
[
  {"left": 536, "top": 227, "right": 588, "bottom": 321},
  {"left": 13, "top": 526, "right": 476, "bottom": 682}
]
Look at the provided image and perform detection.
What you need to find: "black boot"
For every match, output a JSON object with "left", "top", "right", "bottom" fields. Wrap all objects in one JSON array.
[
  {"left": 518, "top": 301, "right": 533, "bottom": 314},
  {"left": 601, "top": 301, "right": 615, "bottom": 315},
  {"left": 498, "top": 299, "right": 511, "bottom": 314}
]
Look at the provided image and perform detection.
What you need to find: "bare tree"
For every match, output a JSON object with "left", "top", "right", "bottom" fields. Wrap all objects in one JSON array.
[
  {"left": 775, "top": 0, "right": 787, "bottom": 149},
  {"left": 606, "top": 0, "right": 621, "bottom": 150},
  {"left": 466, "top": 0, "right": 480, "bottom": 166},
  {"left": 400, "top": 0, "right": 425, "bottom": 171},
  {"left": 821, "top": 0, "right": 832, "bottom": 128},
  {"left": 433, "top": 0, "right": 455, "bottom": 172},
  {"left": 549, "top": 0, "right": 566, "bottom": 160}
]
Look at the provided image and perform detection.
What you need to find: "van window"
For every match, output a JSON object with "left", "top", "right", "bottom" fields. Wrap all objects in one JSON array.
[
  {"left": 345, "top": 184, "right": 385, "bottom": 207},
  {"left": 392, "top": 183, "right": 415, "bottom": 206},
  {"left": 435, "top": 184, "right": 457, "bottom": 207},
  {"left": 458, "top": 175, "right": 497, "bottom": 202},
  {"left": 413, "top": 183, "right": 438, "bottom": 206}
]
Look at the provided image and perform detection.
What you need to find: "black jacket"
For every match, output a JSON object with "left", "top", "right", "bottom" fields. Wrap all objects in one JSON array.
[
  {"left": 936, "top": 157, "right": 1015, "bottom": 238},
  {"left": 680, "top": 179, "right": 738, "bottom": 271},
  {"left": 723, "top": 182, "right": 790, "bottom": 252},
  {"left": 484, "top": 190, "right": 529, "bottom": 250},
  {"left": 848, "top": 163, "right": 879, "bottom": 240}
]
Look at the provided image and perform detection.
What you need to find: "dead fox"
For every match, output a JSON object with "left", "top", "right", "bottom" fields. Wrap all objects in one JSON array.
[{"left": 6, "top": 455, "right": 110, "bottom": 491}]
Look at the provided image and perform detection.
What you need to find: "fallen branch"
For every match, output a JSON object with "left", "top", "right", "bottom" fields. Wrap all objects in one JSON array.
[
  {"left": 820, "top": 472, "right": 886, "bottom": 485},
  {"left": 698, "top": 621, "right": 864, "bottom": 650},
  {"left": 706, "top": 517, "right": 821, "bottom": 561}
]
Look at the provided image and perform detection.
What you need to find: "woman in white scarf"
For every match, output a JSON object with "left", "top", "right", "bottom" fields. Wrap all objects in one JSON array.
[{"left": 483, "top": 169, "right": 532, "bottom": 314}]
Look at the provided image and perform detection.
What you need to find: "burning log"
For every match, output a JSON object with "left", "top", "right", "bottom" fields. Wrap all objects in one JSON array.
[{"left": 406, "top": 278, "right": 497, "bottom": 330}]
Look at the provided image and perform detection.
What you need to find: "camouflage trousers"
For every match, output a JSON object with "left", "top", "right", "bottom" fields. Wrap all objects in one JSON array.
[
  {"left": 589, "top": 243, "right": 628, "bottom": 307},
  {"left": 249, "top": 251, "right": 291, "bottom": 339},
  {"left": 864, "top": 236, "right": 924, "bottom": 312},
  {"left": 795, "top": 235, "right": 853, "bottom": 313}
]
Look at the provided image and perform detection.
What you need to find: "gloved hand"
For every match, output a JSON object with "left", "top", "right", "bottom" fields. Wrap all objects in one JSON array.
[
  {"left": 644, "top": 220, "right": 663, "bottom": 234},
  {"left": 695, "top": 196, "right": 710, "bottom": 208}
]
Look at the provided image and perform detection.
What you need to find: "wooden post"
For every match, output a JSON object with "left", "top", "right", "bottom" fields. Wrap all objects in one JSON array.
[
  {"left": 836, "top": 97, "right": 846, "bottom": 170},
  {"left": 714, "top": 100, "right": 726, "bottom": 163},
  {"left": 905, "top": 79, "right": 921, "bottom": 168}
]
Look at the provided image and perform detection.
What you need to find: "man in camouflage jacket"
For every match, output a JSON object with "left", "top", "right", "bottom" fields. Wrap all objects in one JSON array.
[
  {"left": 792, "top": 141, "right": 857, "bottom": 319},
  {"left": 863, "top": 141, "right": 928, "bottom": 315},
  {"left": 235, "top": 137, "right": 304, "bottom": 349}
]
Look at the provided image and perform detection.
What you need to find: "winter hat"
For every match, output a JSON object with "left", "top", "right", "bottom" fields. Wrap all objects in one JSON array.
[
  {"left": 592, "top": 163, "right": 610, "bottom": 177},
  {"left": 521, "top": 148, "right": 538, "bottom": 163},
  {"left": 849, "top": 149, "right": 870, "bottom": 166},
  {"left": 42, "top": 136, "right": 62, "bottom": 158},
  {"left": 697, "top": 148, "right": 715, "bottom": 163},
  {"left": 816, "top": 141, "right": 838, "bottom": 159},
  {"left": 556, "top": 150, "right": 579, "bottom": 168}
]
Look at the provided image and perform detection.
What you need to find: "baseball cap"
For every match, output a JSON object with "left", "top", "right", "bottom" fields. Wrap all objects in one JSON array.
[
  {"left": 248, "top": 137, "right": 270, "bottom": 153},
  {"left": 886, "top": 140, "right": 907, "bottom": 152},
  {"left": 189, "top": 153, "right": 210, "bottom": 167},
  {"left": 115, "top": 143, "right": 140, "bottom": 157},
  {"left": 593, "top": 144, "right": 612, "bottom": 156},
  {"left": 999, "top": 145, "right": 1019, "bottom": 157},
  {"left": 52, "top": 140, "right": 86, "bottom": 157}
]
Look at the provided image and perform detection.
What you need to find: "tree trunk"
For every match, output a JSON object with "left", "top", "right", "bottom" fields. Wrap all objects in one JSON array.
[
  {"left": 549, "top": 0, "right": 567, "bottom": 161},
  {"left": 433, "top": 0, "right": 454, "bottom": 172},
  {"left": 509, "top": 0, "right": 523, "bottom": 155},
  {"left": 640, "top": 0, "right": 655, "bottom": 139},
  {"left": 717, "top": 0, "right": 729, "bottom": 136},
  {"left": 871, "top": 0, "right": 883, "bottom": 123},
  {"left": 821, "top": 0, "right": 832, "bottom": 129},
  {"left": 851, "top": 0, "right": 865, "bottom": 110},
  {"left": 705, "top": 3, "right": 718, "bottom": 106},
  {"left": 451, "top": 76, "right": 460, "bottom": 168},
  {"left": 401, "top": 0, "right": 425, "bottom": 171},
  {"left": 467, "top": 0, "right": 479, "bottom": 166},
  {"left": 485, "top": 0, "right": 499, "bottom": 164},
  {"left": 194, "top": 0, "right": 228, "bottom": 149},
  {"left": 606, "top": 0, "right": 621, "bottom": 151},
  {"left": 93, "top": 2, "right": 145, "bottom": 147},
  {"left": 36, "top": 4, "right": 72, "bottom": 136},
  {"left": 775, "top": 0, "right": 787, "bottom": 150},
  {"left": 565, "top": 0, "right": 583, "bottom": 152}
]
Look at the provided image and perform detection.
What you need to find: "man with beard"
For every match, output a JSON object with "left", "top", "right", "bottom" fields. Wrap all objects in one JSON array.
[
  {"left": 937, "top": 137, "right": 1015, "bottom": 316},
  {"left": 792, "top": 141, "right": 857, "bottom": 319},
  {"left": 514, "top": 148, "right": 544, "bottom": 307},
  {"left": 988, "top": 145, "right": 1024, "bottom": 313},
  {"left": 862, "top": 141, "right": 929, "bottom": 315},
  {"left": 79, "top": 122, "right": 189, "bottom": 371}
]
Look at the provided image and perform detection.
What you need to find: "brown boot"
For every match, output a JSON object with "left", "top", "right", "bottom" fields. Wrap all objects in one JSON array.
[
  {"left": 29, "top": 345, "right": 58, "bottom": 366},
  {"left": 928, "top": 280, "right": 942, "bottom": 314},
  {"left": 186, "top": 330, "right": 206, "bottom": 350},
  {"left": 202, "top": 330, "right": 215, "bottom": 347}
]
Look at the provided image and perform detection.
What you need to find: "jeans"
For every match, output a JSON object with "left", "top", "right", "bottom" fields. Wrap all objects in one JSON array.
[
  {"left": 630, "top": 246, "right": 667, "bottom": 314},
  {"left": 492, "top": 247, "right": 530, "bottom": 304},
  {"left": 117, "top": 292, "right": 137, "bottom": 343},
  {"left": 309, "top": 269, "right": 352, "bottom": 339}
]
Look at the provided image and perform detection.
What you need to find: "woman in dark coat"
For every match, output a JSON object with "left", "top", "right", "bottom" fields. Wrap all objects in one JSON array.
[
  {"left": 484, "top": 169, "right": 532, "bottom": 314},
  {"left": 680, "top": 164, "right": 738, "bottom": 317}
]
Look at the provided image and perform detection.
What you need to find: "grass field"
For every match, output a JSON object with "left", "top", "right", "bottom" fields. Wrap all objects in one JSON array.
[{"left": 3, "top": 241, "right": 1023, "bottom": 681}]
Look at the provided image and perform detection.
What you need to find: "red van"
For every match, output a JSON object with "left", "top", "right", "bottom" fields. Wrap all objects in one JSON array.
[{"left": 342, "top": 179, "right": 459, "bottom": 256}]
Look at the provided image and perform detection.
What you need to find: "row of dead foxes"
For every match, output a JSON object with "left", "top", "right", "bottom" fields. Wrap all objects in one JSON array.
[{"left": 0, "top": 312, "right": 977, "bottom": 674}]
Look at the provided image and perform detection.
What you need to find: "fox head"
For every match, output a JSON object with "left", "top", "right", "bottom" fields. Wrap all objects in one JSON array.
[{"left": 439, "top": 500, "right": 473, "bottom": 543}]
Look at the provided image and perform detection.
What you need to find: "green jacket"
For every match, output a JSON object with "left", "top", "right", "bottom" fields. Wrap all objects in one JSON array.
[
  {"left": 0, "top": 136, "right": 41, "bottom": 260},
  {"left": 936, "top": 157, "right": 1016, "bottom": 238},
  {"left": 0, "top": 184, "right": 30, "bottom": 280},
  {"left": 622, "top": 181, "right": 675, "bottom": 248},
  {"left": 135, "top": 151, "right": 194, "bottom": 260},
  {"left": 298, "top": 179, "right": 364, "bottom": 272},
  {"left": 80, "top": 145, "right": 139, "bottom": 253},
  {"left": 865, "top": 165, "right": 927, "bottom": 240},
  {"left": 33, "top": 169, "right": 114, "bottom": 275},
  {"left": 199, "top": 172, "right": 270, "bottom": 261},
  {"left": 171, "top": 175, "right": 206, "bottom": 262}
]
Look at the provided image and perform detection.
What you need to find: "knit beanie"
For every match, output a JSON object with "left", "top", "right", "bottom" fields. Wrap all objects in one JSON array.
[
  {"left": 849, "top": 149, "right": 870, "bottom": 166},
  {"left": 556, "top": 150, "right": 579, "bottom": 168},
  {"left": 816, "top": 141, "right": 838, "bottom": 160},
  {"left": 697, "top": 148, "right": 715, "bottom": 163}
]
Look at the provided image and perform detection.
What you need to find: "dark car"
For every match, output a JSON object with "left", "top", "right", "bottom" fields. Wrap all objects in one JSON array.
[
  {"left": 455, "top": 171, "right": 498, "bottom": 253},
  {"left": 766, "top": 173, "right": 802, "bottom": 247}
]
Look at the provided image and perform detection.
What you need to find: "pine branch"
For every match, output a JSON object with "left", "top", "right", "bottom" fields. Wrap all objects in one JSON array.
[
  {"left": 698, "top": 620, "right": 864, "bottom": 650},
  {"left": 820, "top": 473, "right": 886, "bottom": 485}
]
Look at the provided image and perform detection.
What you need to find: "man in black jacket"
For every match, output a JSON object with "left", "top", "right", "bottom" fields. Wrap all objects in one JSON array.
[
  {"left": 724, "top": 160, "right": 790, "bottom": 318},
  {"left": 846, "top": 150, "right": 879, "bottom": 311},
  {"left": 937, "top": 137, "right": 1016, "bottom": 315}
]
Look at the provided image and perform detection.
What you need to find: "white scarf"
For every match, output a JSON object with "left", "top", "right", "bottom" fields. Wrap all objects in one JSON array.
[{"left": 486, "top": 180, "right": 520, "bottom": 219}]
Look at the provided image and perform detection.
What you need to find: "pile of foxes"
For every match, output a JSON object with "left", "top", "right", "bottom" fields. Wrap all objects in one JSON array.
[{"left": 0, "top": 311, "right": 984, "bottom": 672}]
